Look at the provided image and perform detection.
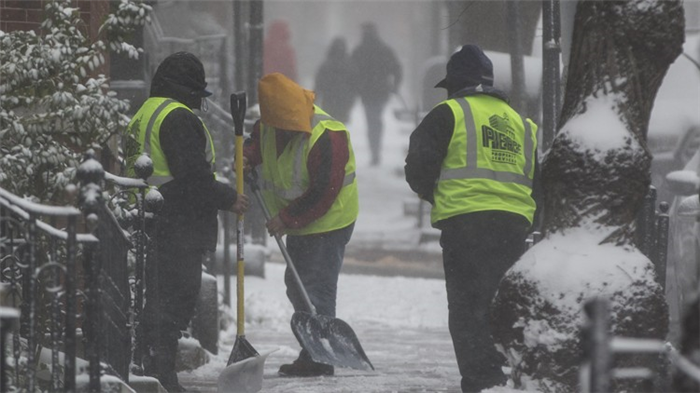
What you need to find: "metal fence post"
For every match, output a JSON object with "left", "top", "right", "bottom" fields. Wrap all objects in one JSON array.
[
  {"left": 655, "top": 202, "right": 669, "bottom": 290},
  {"left": 64, "top": 214, "right": 78, "bottom": 392},
  {"left": 583, "top": 298, "right": 612, "bottom": 393},
  {"left": 25, "top": 214, "right": 37, "bottom": 393},
  {"left": 144, "top": 187, "right": 163, "bottom": 369},
  {"left": 636, "top": 187, "right": 656, "bottom": 259},
  {"left": 77, "top": 151, "right": 105, "bottom": 392},
  {"left": 0, "top": 306, "right": 18, "bottom": 393},
  {"left": 247, "top": 0, "right": 263, "bottom": 105},
  {"left": 132, "top": 153, "right": 153, "bottom": 370},
  {"left": 542, "top": 0, "right": 562, "bottom": 152}
]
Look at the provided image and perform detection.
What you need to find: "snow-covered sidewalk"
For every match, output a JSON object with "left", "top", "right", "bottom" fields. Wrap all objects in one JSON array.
[{"left": 180, "top": 263, "right": 525, "bottom": 393}]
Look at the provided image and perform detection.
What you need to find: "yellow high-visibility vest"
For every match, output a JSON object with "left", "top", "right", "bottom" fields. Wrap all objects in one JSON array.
[
  {"left": 124, "top": 97, "right": 216, "bottom": 185},
  {"left": 259, "top": 106, "right": 358, "bottom": 235},
  {"left": 431, "top": 95, "right": 537, "bottom": 225}
]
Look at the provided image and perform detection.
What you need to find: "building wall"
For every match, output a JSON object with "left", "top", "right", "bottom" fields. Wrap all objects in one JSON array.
[
  {"left": 0, "top": 0, "right": 108, "bottom": 41},
  {"left": 0, "top": 0, "right": 111, "bottom": 82},
  {"left": 0, "top": 0, "right": 45, "bottom": 32}
]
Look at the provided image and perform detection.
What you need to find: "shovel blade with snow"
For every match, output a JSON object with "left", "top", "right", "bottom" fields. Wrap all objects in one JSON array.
[
  {"left": 227, "top": 335, "right": 259, "bottom": 365},
  {"left": 292, "top": 311, "right": 374, "bottom": 371},
  {"left": 219, "top": 349, "right": 277, "bottom": 393}
]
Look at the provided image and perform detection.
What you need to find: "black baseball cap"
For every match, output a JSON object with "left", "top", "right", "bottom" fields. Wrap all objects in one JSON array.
[{"left": 435, "top": 44, "right": 494, "bottom": 89}]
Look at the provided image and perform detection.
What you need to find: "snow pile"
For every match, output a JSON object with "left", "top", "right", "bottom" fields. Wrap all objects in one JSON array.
[
  {"left": 514, "top": 225, "right": 654, "bottom": 318},
  {"left": 493, "top": 224, "right": 667, "bottom": 392},
  {"left": 559, "top": 92, "right": 639, "bottom": 160},
  {"left": 510, "top": 224, "right": 656, "bottom": 355}
]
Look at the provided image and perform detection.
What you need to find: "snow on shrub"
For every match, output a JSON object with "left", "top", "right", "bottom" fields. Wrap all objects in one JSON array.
[{"left": 0, "top": 0, "right": 151, "bottom": 203}]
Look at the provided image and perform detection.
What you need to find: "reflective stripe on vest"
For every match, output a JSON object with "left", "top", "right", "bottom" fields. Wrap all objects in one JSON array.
[
  {"left": 126, "top": 97, "right": 216, "bottom": 186},
  {"left": 259, "top": 112, "right": 356, "bottom": 199},
  {"left": 258, "top": 106, "right": 359, "bottom": 235},
  {"left": 259, "top": 172, "right": 356, "bottom": 200},
  {"left": 432, "top": 96, "right": 537, "bottom": 225},
  {"left": 438, "top": 98, "right": 534, "bottom": 187}
]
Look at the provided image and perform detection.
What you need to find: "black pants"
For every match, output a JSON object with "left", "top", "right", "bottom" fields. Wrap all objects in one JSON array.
[
  {"left": 141, "top": 236, "right": 204, "bottom": 387},
  {"left": 360, "top": 96, "right": 388, "bottom": 166},
  {"left": 439, "top": 211, "right": 529, "bottom": 393}
]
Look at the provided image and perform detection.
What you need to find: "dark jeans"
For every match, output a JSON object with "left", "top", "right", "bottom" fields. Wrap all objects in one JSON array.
[
  {"left": 439, "top": 212, "right": 529, "bottom": 392},
  {"left": 284, "top": 223, "right": 354, "bottom": 319},
  {"left": 141, "top": 236, "right": 204, "bottom": 387},
  {"left": 360, "top": 96, "right": 388, "bottom": 166}
]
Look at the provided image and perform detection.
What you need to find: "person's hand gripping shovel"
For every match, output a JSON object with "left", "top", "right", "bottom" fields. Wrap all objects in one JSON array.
[
  {"left": 218, "top": 92, "right": 275, "bottom": 393},
  {"left": 246, "top": 168, "right": 375, "bottom": 372}
]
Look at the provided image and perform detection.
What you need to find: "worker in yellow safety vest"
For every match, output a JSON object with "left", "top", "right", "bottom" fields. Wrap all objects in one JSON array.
[
  {"left": 242, "top": 73, "right": 358, "bottom": 377},
  {"left": 405, "top": 45, "right": 542, "bottom": 393},
  {"left": 124, "top": 51, "right": 248, "bottom": 393}
]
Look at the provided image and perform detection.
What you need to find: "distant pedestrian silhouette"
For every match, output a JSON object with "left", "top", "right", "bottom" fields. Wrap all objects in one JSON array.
[
  {"left": 264, "top": 19, "right": 298, "bottom": 82},
  {"left": 314, "top": 37, "right": 357, "bottom": 123},
  {"left": 351, "top": 22, "right": 402, "bottom": 166}
]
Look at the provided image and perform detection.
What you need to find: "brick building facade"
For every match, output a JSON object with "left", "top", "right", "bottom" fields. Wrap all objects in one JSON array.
[{"left": 0, "top": 0, "right": 109, "bottom": 42}]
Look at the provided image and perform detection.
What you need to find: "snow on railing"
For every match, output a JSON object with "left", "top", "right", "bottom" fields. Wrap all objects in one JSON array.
[
  {"left": 0, "top": 151, "right": 107, "bottom": 392},
  {"left": 102, "top": 153, "right": 164, "bottom": 377},
  {"left": 104, "top": 171, "right": 148, "bottom": 189},
  {"left": 0, "top": 188, "right": 81, "bottom": 217}
]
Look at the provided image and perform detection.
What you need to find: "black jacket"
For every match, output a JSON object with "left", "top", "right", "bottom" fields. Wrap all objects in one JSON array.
[
  {"left": 404, "top": 86, "right": 542, "bottom": 229},
  {"left": 149, "top": 71, "right": 236, "bottom": 251}
]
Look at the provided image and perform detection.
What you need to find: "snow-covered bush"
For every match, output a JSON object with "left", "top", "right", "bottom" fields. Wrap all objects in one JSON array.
[{"left": 0, "top": 0, "right": 151, "bottom": 203}]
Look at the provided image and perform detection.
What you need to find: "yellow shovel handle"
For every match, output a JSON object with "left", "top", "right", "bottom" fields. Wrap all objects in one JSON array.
[{"left": 235, "top": 134, "right": 245, "bottom": 335}]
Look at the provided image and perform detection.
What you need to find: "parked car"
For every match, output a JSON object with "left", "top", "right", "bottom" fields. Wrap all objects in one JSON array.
[{"left": 665, "top": 150, "right": 700, "bottom": 346}]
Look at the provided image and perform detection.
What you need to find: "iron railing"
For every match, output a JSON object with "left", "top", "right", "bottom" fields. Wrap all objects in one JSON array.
[
  {"left": 0, "top": 304, "right": 19, "bottom": 392},
  {"left": 0, "top": 151, "right": 160, "bottom": 391},
  {"left": 580, "top": 297, "right": 700, "bottom": 392},
  {"left": 102, "top": 154, "right": 162, "bottom": 376},
  {"left": 635, "top": 186, "right": 670, "bottom": 289},
  {"left": 0, "top": 153, "right": 101, "bottom": 392}
]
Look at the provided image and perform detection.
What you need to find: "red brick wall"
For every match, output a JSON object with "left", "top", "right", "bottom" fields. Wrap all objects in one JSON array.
[
  {"left": 0, "top": 0, "right": 108, "bottom": 41},
  {"left": 1, "top": 0, "right": 111, "bottom": 75},
  {"left": 0, "top": 0, "right": 45, "bottom": 33}
]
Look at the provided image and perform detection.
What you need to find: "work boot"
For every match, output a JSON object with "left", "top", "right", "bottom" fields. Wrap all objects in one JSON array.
[{"left": 278, "top": 357, "right": 334, "bottom": 377}]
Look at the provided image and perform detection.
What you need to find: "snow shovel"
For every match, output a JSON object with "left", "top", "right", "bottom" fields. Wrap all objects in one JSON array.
[
  {"left": 219, "top": 92, "right": 267, "bottom": 393},
  {"left": 246, "top": 169, "right": 375, "bottom": 371}
]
